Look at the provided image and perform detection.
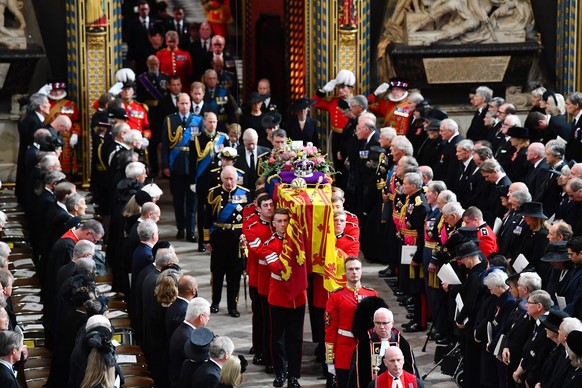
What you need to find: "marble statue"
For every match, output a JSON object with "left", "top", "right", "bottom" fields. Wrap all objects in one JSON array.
[{"left": 0, "top": 0, "right": 26, "bottom": 37}]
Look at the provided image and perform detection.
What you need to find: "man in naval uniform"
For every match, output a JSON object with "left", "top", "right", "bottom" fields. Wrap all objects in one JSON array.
[{"left": 204, "top": 165, "right": 249, "bottom": 318}]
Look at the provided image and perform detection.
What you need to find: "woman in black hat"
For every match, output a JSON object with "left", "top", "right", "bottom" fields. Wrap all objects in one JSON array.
[
  {"left": 239, "top": 92, "right": 266, "bottom": 141},
  {"left": 537, "top": 310, "right": 572, "bottom": 388},
  {"left": 506, "top": 126, "right": 530, "bottom": 182},
  {"left": 283, "top": 98, "right": 320, "bottom": 148},
  {"left": 518, "top": 202, "right": 550, "bottom": 284}
]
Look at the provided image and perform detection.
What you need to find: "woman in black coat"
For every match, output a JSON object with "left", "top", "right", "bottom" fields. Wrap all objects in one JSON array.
[
  {"left": 283, "top": 98, "right": 321, "bottom": 148},
  {"left": 518, "top": 202, "right": 551, "bottom": 285}
]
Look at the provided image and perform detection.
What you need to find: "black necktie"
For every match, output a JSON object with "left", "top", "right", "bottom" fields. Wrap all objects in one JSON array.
[
  {"left": 143, "top": 19, "right": 147, "bottom": 29},
  {"left": 194, "top": 105, "right": 200, "bottom": 115},
  {"left": 174, "top": 95, "right": 178, "bottom": 106},
  {"left": 182, "top": 116, "right": 187, "bottom": 128},
  {"left": 250, "top": 152, "right": 255, "bottom": 172}
]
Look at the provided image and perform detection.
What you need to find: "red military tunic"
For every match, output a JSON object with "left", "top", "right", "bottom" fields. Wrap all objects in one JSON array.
[
  {"left": 336, "top": 233, "right": 360, "bottom": 257},
  {"left": 244, "top": 218, "right": 272, "bottom": 288},
  {"left": 312, "top": 95, "right": 350, "bottom": 134},
  {"left": 373, "top": 370, "right": 418, "bottom": 388},
  {"left": 243, "top": 203, "right": 257, "bottom": 221},
  {"left": 45, "top": 98, "right": 81, "bottom": 175},
  {"left": 264, "top": 233, "right": 307, "bottom": 308},
  {"left": 123, "top": 100, "right": 151, "bottom": 139},
  {"left": 345, "top": 211, "right": 360, "bottom": 240},
  {"left": 477, "top": 222, "right": 498, "bottom": 258},
  {"left": 156, "top": 48, "right": 193, "bottom": 92},
  {"left": 325, "top": 284, "right": 377, "bottom": 370},
  {"left": 367, "top": 94, "right": 410, "bottom": 135}
]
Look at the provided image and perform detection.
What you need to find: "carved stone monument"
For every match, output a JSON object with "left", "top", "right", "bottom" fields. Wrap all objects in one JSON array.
[{"left": 377, "top": 0, "right": 542, "bottom": 105}]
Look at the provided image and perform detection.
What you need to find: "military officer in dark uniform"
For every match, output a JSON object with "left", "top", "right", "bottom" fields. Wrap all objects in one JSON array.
[
  {"left": 208, "top": 146, "right": 245, "bottom": 187},
  {"left": 203, "top": 69, "right": 237, "bottom": 132},
  {"left": 397, "top": 172, "right": 429, "bottom": 332},
  {"left": 204, "top": 165, "right": 249, "bottom": 318},
  {"left": 191, "top": 111, "right": 228, "bottom": 250},
  {"left": 162, "top": 93, "right": 202, "bottom": 241},
  {"left": 137, "top": 55, "right": 169, "bottom": 176}
]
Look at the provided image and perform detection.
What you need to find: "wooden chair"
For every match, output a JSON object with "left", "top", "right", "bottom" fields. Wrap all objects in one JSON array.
[
  {"left": 120, "top": 364, "right": 150, "bottom": 377},
  {"left": 122, "top": 376, "right": 155, "bottom": 387},
  {"left": 26, "top": 347, "right": 52, "bottom": 359},
  {"left": 116, "top": 345, "right": 144, "bottom": 355}
]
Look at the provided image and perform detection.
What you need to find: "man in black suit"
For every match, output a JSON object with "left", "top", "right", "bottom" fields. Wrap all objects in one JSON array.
[
  {"left": 126, "top": 1, "right": 155, "bottom": 74},
  {"left": 353, "top": 112, "right": 380, "bottom": 221},
  {"left": 565, "top": 92, "right": 582, "bottom": 161},
  {"left": 523, "top": 142, "right": 550, "bottom": 200},
  {"left": 235, "top": 128, "right": 270, "bottom": 199},
  {"left": 527, "top": 110, "right": 572, "bottom": 145},
  {"left": 210, "top": 35, "right": 237, "bottom": 79},
  {"left": 488, "top": 102, "right": 515, "bottom": 153},
  {"left": 165, "top": 275, "right": 198, "bottom": 339},
  {"left": 539, "top": 139, "right": 568, "bottom": 217},
  {"left": 466, "top": 86, "right": 492, "bottom": 141},
  {"left": 165, "top": 6, "right": 189, "bottom": 48},
  {"left": 192, "top": 336, "right": 235, "bottom": 388},
  {"left": 434, "top": 118, "right": 463, "bottom": 189},
  {"left": 189, "top": 81, "right": 215, "bottom": 118},
  {"left": 159, "top": 75, "right": 182, "bottom": 121},
  {"left": 478, "top": 159, "right": 511, "bottom": 225},
  {"left": 453, "top": 139, "right": 477, "bottom": 201},
  {"left": 0, "top": 330, "right": 24, "bottom": 387},
  {"left": 16, "top": 93, "right": 50, "bottom": 204},
  {"left": 188, "top": 22, "right": 213, "bottom": 82},
  {"left": 258, "top": 78, "right": 281, "bottom": 114},
  {"left": 168, "top": 297, "right": 211, "bottom": 388},
  {"left": 162, "top": 93, "right": 202, "bottom": 240}
]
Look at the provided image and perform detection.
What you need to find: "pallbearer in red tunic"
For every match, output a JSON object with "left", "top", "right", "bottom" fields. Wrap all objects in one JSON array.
[
  {"left": 263, "top": 209, "right": 306, "bottom": 388},
  {"left": 243, "top": 194, "right": 274, "bottom": 371},
  {"left": 42, "top": 81, "right": 81, "bottom": 175},
  {"left": 368, "top": 78, "right": 410, "bottom": 135},
  {"left": 325, "top": 257, "right": 377, "bottom": 388}
]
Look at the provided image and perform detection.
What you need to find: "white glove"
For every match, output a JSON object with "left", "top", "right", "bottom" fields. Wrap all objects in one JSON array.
[
  {"left": 140, "top": 137, "right": 149, "bottom": 148},
  {"left": 38, "top": 83, "right": 52, "bottom": 95},
  {"left": 374, "top": 82, "right": 390, "bottom": 96},
  {"left": 190, "top": 184, "right": 196, "bottom": 193},
  {"left": 322, "top": 79, "right": 337, "bottom": 93},
  {"left": 115, "top": 68, "right": 135, "bottom": 83},
  {"left": 69, "top": 133, "right": 78, "bottom": 147},
  {"left": 108, "top": 82, "right": 123, "bottom": 96},
  {"left": 326, "top": 363, "right": 336, "bottom": 376}
]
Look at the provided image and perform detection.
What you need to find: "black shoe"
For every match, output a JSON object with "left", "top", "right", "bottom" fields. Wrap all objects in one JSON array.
[
  {"left": 265, "top": 365, "right": 274, "bottom": 374},
  {"left": 406, "top": 313, "right": 415, "bottom": 319},
  {"left": 229, "top": 309, "right": 240, "bottom": 318},
  {"left": 210, "top": 304, "right": 219, "bottom": 313},
  {"left": 431, "top": 332, "right": 445, "bottom": 341},
  {"left": 403, "top": 323, "right": 425, "bottom": 333},
  {"left": 379, "top": 266, "right": 393, "bottom": 277},
  {"left": 406, "top": 305, "right": 415, "bottom": 313},
  {"left": 188, "top": 234, "right": 198, "bottom": 242},
  {"left": 394, "top": 290, "right": 405, "bottom": 297},
  {"left": 249, "top": 347, "right": 255, "bottom": 354},
  {"left": 176, "top": 230, "right": 185, "bottom": 239},
  {"left": 401, "top": 320, "right": 415, "bottom": 329},
  {"left": 399, "top": 298, "right": 413, "bottom": 306},
  {"left": 396, "top": 295, "right": 408, "bottom": 302},
  {"left": 273, "top": 374, "right": 287, "bottom": 387},
  {"left": 198, "top": 244, "right": 206, "bottom": 252},
  {"left": 326, "top": 375, "right": 337, "bottom": 388},
  {"left": 436, "top": 337, "right": 455, "bottom": 345},
  {"left": 287, "top": 377, "right": 301, "bottom": 388},
  {"left": 253, "top": 354, "right": 264, "bottom": 365}
]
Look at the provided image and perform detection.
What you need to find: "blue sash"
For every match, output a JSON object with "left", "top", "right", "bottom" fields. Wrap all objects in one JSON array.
[
  {"left": 169, "top": 115, "right": 198, "bottom": 171},
  {"left": 211, "top": 186, "right": 247, "bottom": 233},
  {"left": 196, "top": 132, "right": 226, "bottom": 181},
  {"left": 138, "top": 74, "right": 164, "bottom": 100}
]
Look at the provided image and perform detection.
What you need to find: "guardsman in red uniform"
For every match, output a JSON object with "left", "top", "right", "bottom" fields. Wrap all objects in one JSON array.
[
  {"left": 368, "top": 78, "right": 410, "bottom": 135},
  {"left": 156, "top": 30, "right": 193, "bottom": 92},
  {"left": 120, "top": 81, "right": 151, "bottom": 139},
  {"left": 335, "top": 210, "right": 360, "bottom": 257},
  {"left": 42, "top": 81, "right": 81, "bottom": 175},
  {"left": 263, "top": 209, "right": 307, "bottom": 388},
  {"left": 331, "top": 195, "right": 360, "bottom": 240},
  {"left": 313, "top": 69, "right": 355, "bottom": 182},
  {"left": 462, "top": 206, "right": 499, "bottom": 258},
  {"left": 242, "top": 194, "right": 274, "bottom": 372},
  {"left": 325, "top": 257, "right": 377, "bottom": 388}
]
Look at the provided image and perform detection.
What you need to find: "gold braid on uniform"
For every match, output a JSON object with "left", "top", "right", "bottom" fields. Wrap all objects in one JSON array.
[
  {"left": 96, "top": 142, "right": 107, "bottom": 171},
  {"left": 166, "top": 116, "right": 183, "bottom": 149},
  {"left": 207, "top": 189, "right": 223, "bottom": 217},
  {"left": 194, "top": 135, "right": 215, "bottom": 161}
]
